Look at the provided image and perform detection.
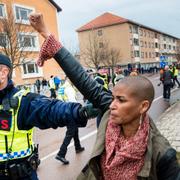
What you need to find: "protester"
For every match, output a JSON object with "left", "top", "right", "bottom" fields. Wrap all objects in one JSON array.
[
  {"left": 160, "top": 65, "right": 173, "bottom": 101},
  {"left": 41, "top": 78, "right": 48, "bottom": 89},
  {"left": 49, "top": 75, "right": 56, "bottom": 98},
  {"left": 54, "top": 76, "right": 61, "bottom": 90},
  {"left": 112, "top": 68, "right": 124, "bottom": 86},
  {"left": 56, "top": 79, "right": 85, "bottom": 165},
  {"left": 30, "top": 13, "right": 180, "bottom": 180},
  {"left": 0, "top": 54, "right": 98, "bottom": 179},
  {"left": 129, "top": 69, "right": 138, "bottom": 76},
  {"left": 95, "top": 68, "right": 109, "bottom": 90},
  {"left": 169, "top": 65, "right": 180, "bottom": 88},
  {"left": 35, "top": 78, "right": 41, "bottom": 93}
]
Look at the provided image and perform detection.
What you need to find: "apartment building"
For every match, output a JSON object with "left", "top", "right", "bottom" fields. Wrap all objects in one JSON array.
[
  {"left": 77, "top": 12, "right": 179, "bottom": 69},
  {"left": 0, "top": 0, "right": 62, "bottom": 85}
]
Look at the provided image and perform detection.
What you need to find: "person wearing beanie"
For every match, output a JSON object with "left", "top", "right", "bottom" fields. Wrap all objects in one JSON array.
[
  {"left": 0, "top": 54, "right": 12, "bottom": 69},
  {"left": 0, "top": 52, "right": 99, "bottom": 179}
]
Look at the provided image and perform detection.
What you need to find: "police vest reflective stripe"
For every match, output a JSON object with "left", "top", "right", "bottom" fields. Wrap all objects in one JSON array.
[
  {"left": 95, "top": 76, "right": 108, "bottom": 90},
  {"left": 0, "top": 89, "right": 34, "bottom": 162}
]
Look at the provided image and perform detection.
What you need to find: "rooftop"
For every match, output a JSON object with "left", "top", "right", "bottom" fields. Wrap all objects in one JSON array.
[
  {"left": 77, "top": 12, "right": 179, "bottom": 39},
  {"left": 77, "top": 12, "right": 128, "bottom": 32},
  {"left": 49, "top": 0, "right": 62, "bottom": 12}
]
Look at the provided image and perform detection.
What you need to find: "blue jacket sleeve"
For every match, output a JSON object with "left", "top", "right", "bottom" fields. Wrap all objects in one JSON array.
[{"left": 17, "top": 94, "right": 86, "bottom": 130}]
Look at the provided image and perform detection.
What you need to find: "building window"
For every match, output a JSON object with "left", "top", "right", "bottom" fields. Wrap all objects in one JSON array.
[
  {"left": 18, "top": 33, "right": 39, "bottom": 51},
  {"left": 141, "top": 52, "right": 144, "bottom": 58},
  {"left": 0, "top": 33, "right": 7, "bottom": 47},
  {"left": 23, "top": 62, "right": 39, "bottom": 74},
  {"left": 155, "top": 52, "right": 159, "bottom": 57},
  {"left": 151, "top": 32, "right": 154, "bottom": 38},
  {"left": 164, "top": 44, "right": 166, "bottom": 49},
  {"left": 97, "top": 30, "right": 102, "bottom": 36},
  {"left": 133, "top": 38, "right": 139, "bottom": 46},
  {"left": 151, "top": 42, "right": 154, "bottom": 48},
  {"left": 133, "top": 26, "right": 138, "bottom": 34},
  {"left": 169, "top": 45, "right": 171, "bottom": 50},
  {"left": 129, "top": 26, "right": 132, "bottom": 33},
  {"left": 99, "top": 42, "right": 103, "bottom": 48},
  {"left": 155, "top": 42, "right": 158, "bottom": 48},
  {"left": 134, "top": 50, "right": 140, "bottom": 57},
  {"left": 144, "top": 30, "right": 146, "bottom": 37},
  {"left": 14, "top": 4, "right": 34, "bottom": 23},
  {"left": 145, "top": 52, "right": 148, "bottom": 58},
  {"left": 139, "top": 29, "right": 143, "bottom": 36},
  {"left": 140, "top": 41, "right": 144, "bottom": 47},
  {"left": 0, "top": 4, "right": 6, "bottom": 18},
  {"left": 173, "top": 46, "right": 176, "bottom": 50},
  {"left": 145, "top": 41, "right": 147, "bottom": 48},
  {"left": 131, "top": 51, "right": 134, "bottom": 58},
  {"left": 149, "top": 52, "right": 151, "bottom": 58},
  {"left": 149, "top": 42, "right": 151, "bottom": 48},
  {"left": 130, "top": 38, "right": 133, "bottom": 45}
]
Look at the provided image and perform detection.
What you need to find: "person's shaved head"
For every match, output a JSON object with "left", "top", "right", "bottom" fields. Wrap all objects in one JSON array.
[{"left": 117, "top": 76, "right": 155, "bottom": 104}]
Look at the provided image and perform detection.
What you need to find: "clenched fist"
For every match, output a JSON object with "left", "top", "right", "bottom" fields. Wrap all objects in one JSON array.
[{"left": 29, "top": 13, "right": 50, "bottom": 39}]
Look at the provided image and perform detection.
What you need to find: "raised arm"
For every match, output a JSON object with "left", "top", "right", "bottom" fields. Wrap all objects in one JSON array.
[{"left": 29, "top": 13, "right": 112, "bottom": 113}]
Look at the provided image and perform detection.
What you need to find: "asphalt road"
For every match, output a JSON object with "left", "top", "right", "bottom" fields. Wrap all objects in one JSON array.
[{"left": 36, "top": 74, "right": 180, "bottom": 180}]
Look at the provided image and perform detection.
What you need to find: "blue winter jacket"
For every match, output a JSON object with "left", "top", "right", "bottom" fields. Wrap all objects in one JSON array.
[{"left": 0, "top": 80, "right": 86, "bottom": 130}]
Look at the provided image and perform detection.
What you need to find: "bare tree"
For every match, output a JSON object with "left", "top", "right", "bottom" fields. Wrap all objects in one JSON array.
[
  {"left": 101, "top": 46, "right": 122, "bottom": 74},
  {"left": 81, "top": 30, "right": 122, "bottom": 71},
  {"left": 0, "top": 8, "right": 34, "bottom": 69},
  {"left": 81, "top": 30, "right": 107, "bottom": 70}
]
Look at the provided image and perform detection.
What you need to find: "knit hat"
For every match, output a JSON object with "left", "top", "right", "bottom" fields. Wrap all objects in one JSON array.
[{"left": 0, "top": 54, "right": 12, "bottom": 69}]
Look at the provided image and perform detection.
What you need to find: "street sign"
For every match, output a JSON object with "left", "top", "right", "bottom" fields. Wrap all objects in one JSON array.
[
  {"left": 160, "top": 55, "right": 168, "bottom": 68},
  {"left": 160, "top": 55, "right": 166, "bottom": 61}
]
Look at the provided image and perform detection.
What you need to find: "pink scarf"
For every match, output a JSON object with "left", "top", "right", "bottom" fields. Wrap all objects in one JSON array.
[{"left": 100, "top": 114, "right": 150, "bottom": 180}]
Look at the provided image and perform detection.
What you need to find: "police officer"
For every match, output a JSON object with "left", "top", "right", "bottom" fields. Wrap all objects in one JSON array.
[
  {"left": 0, "top": 54, "right": 98, "bottom": 179},
  {"left": 94, "top": 68, "right": 109, "bottom": 90}
]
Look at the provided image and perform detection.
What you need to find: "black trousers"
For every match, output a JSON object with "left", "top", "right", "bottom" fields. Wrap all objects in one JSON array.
[
  {"left": 173, "top": 76, "right": 180, "bottom": 87},
  {"left": 50, "top": 88, "right": 56, "bottom": 98},
  {"left": 58, "top": 126, "right": 81, "bottom": 157},
  {"left": 163, "top": 84, "right": 171, "bottom": 99}
]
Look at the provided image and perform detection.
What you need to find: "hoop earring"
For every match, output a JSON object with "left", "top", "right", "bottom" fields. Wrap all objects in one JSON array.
[{"left": 139, "top": 114, "right": 143, "bottom": 126}]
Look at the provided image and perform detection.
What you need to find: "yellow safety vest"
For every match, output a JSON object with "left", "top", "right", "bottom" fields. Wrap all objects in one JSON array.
[
  {"left": 174, "top": 68, "right": 179, "bottom": 76},
  {"left": 57, "top": 85, "right": 68, "bottom": 101},
  {"left": 0, "top": 89, "right": 33, "bottom": 162},
  {"left": 95, "top": 75, "right": 108, "bottom": 90}
]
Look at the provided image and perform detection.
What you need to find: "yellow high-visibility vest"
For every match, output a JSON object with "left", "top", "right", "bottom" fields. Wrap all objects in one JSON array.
[{"left": 0, "top": 89, "right": 33, "bottom": 162}]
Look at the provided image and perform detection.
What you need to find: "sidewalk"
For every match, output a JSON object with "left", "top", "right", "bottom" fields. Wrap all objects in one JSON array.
[
  {"left": 155, "top": 89, "right": 180, "bottom": 153},
  {"left": 156, "top": 101, "right": 180, "bottom": 151}
]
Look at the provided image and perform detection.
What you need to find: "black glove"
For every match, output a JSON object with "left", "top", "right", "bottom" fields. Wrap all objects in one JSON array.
[{"left": 79, "top": 103, "right": 100, "bottom": 120}]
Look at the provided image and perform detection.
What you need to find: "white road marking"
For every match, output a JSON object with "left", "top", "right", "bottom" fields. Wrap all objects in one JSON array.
[
  {"left": 41, "top": 130, "right": 97, "bottom": 162},
  {"left": 153, "top": 87, "right": 178, "bottom": 102}
]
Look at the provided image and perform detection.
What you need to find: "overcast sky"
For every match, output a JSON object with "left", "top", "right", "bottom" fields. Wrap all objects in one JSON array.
[{"left": 54, "top": 0, "right": 180, "bottom": 49}]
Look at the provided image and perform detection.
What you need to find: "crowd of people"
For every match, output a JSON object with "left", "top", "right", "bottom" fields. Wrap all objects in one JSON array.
[{"left": 0, "top": 12, "right": 180, "bottom": 180}]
